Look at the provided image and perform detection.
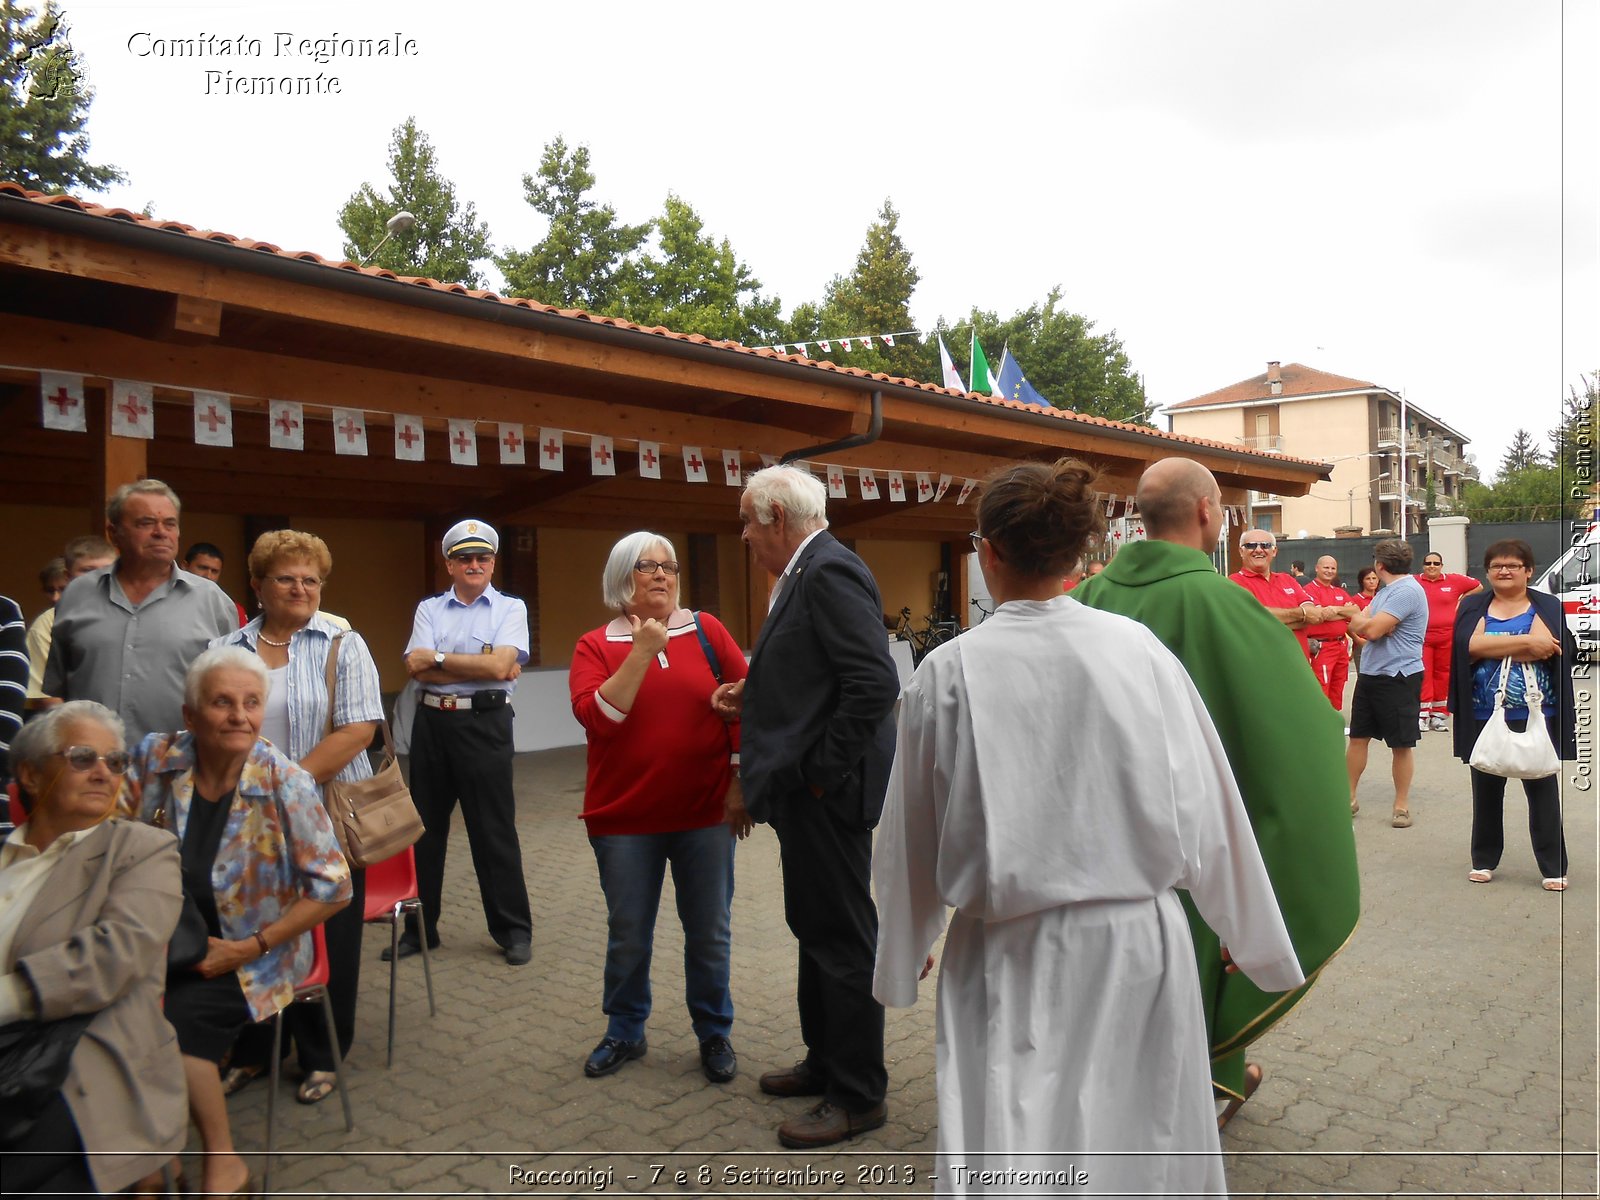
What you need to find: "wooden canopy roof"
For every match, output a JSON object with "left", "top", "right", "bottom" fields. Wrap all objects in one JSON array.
[{"left": 0, "top": 183, "right": 1330, "bottom": 537}]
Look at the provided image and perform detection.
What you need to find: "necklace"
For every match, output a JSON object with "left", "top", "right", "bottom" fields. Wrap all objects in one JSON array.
[{"left": 258, "top": 632, "right": 292, "bottom": 647}]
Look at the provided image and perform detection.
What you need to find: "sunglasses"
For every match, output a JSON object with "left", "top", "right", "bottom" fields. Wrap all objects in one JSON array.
[
  {"left": 1240, "top": 541, "right": 1274, "bottom": 551},
  {"left": 634, "top": 559, "right": 681, "bottom": 576},
  {"left": 1423, "top": 560, "right": 1443, "bottom": 567},
  {"left": 53, "top": 746, "right": 131, "bottom": 774},
  {"left": 450, "top": 553, "right": 495, "bottom": 565}
]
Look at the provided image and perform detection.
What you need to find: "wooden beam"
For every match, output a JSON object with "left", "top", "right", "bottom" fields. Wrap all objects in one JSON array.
[{"left": 171, "top": 295, "right": 222, "bottom": 338}]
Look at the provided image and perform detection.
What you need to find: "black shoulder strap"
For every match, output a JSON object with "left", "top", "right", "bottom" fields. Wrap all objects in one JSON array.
[{"left": 690, "top": 611, "right": 722, "bottom": 683}]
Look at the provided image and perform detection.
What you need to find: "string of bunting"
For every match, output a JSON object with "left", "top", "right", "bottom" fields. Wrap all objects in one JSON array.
[
  {"left": 760, "top": 329, "right": 925, "bottom": 358},
  {"left": 35, "top": 372, "right": 1155, "bottom": 517}
]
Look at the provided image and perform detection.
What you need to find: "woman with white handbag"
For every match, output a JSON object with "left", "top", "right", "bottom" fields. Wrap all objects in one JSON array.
[{"left": 1448, "top": 539, "right": 1574, "bottom": 892}]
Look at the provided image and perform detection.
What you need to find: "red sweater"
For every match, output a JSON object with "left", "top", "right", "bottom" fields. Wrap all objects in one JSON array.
[{"left": 570, "top": 609, "right": 746, "bottom": 837}]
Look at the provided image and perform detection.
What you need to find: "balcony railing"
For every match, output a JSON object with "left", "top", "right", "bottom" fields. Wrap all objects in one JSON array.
[
  {"left": 1251, "top": 491, "right": 1282, "bottom": 505},
  {"left": 1238, "top": 434, "right": 1284, "bottom": 452}
]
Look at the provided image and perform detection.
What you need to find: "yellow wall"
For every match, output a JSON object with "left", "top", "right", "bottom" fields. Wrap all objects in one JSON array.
[
  {"left": 1277, "top": 395, "right": 1372, "bottom": 536},
  {"left": 857, "top": 540, "right": 943, "bottom": 624},
  {"left": 1167, "top": 408, "right": 1240, "bottom": 446}
]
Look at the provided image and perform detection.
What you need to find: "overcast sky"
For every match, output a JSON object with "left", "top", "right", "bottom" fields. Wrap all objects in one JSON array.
[{"left": 52, "top": 0, "right": 1599, "bottom": 473}]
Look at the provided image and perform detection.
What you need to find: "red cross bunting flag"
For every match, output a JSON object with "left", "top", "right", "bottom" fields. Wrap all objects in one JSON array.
[
  {"left": 722, "top": 450, "right": 742, "bottom": 486},
  {"left": 826, "top": 465, "right": 847, "bottom": 498},
  {"left": 817, "top": 340, "right": 832, "bottom": 354},
  {"left": 934, "top": 473, "right": 953, "bottom": 502},
  {"left": 394, "top": 414, "right": 425, "bottom": 462},
  {"left": 538, "top": 428, "right": 564, "bottom": 472},
  {"left": 638, "top": 441, "right": 662, "bottom": 479},
  {"left": 332, "top": 407, "right": 367, "bottom": 456},
  {"left": 957, "top": 477, "right": 977, "bottom": 505},
  {"left": 498, "top": 423, "right": 526, "bottom": 466},
  {"left": 269, "top": 401, "right": 304, "bottom": 451},
  {"left": 590, "top": 434, "right": 616, "bottom": 476},
  {"left": 448, "top": 419, "right": 478, "bottom": 467},
  {"left": 887, "top": 470, "right": 907, "bottom": 502},
  {"left": 840, "top": 338, "right": 853, "bottom": 351},
  {"left": 193, "top": 392, "right": 233, "bottom": 447},
  {"left": 915, "top": 472, "right": 933, "bottom": 503},
  {"left": 882, "top": 334, "right": 896, "bottom": 347},
  {"left": 40, "top": 372, "right": 86, "bottom": 432},
  {"left": 859, "top": 468, "right": 879, "bottom": 500},
  {"left": 682, "top": 445, "right": 708, "bottom": 483},
  {"left": 759, "top": 454, "right": 778, "bottom": 469},
  {"left": 110, "top": 380, "right": 154, "bottom": 440}
]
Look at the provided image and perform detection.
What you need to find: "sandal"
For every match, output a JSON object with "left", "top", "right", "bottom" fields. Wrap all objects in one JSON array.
[
  {"left": 1390, "top": 809, "right": 1412, "bottom": 828},
  {"left": 1542, "top": 877, "right": 1568, "bottom": 892},
  {"left": 1468, "top": 869, "right": 1492, "bottom": 883},
  {"left": 220, "top": 1063, "right": 265, "bottom": 1096},
  {"left": 1218, "top": 1062, "right": 1264, "bottom": 1130},
  {"left": 296, "top": 1070, "right": 338, "bottom": 1105}
]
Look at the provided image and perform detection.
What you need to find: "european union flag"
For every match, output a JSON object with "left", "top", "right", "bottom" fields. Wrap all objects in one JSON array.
[{"left": 994, "top": 347, "right": 1052, "bottom": 408}]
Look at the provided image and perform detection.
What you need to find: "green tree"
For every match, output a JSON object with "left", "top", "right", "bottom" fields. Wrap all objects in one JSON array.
[
  {"left": 497, "top": 137, "right": 648, "bottom": 311},
  {"left": 338, "top": 117, "right": 491, "bottom": 287},
  {"left": 1498, "top": 427, "right": 1546, "bottom": 475},
  {"left": 1459, "top": 465, "right": 1573, "bottom": 522},
  {"left": 0, "top": 0, "right": 124, "bottom": 192},
  {"left": 620, "top": 194, "right": 782, "bottom": 342},
  {"left": 1548, "top": 371, "right": 1599, "bottom": 484},
  {"left": 812, "top": 200, "right": 923, "bottom": 378}
]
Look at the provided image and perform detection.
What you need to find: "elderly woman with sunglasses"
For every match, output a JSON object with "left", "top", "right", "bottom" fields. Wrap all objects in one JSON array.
[
  {"left": 210, "top": 530, "right": 383, "bottom": 1106},
  {"left": 126, "top": 647, "right": 351, "bottom": 1197},
  {"left": 0, "top": 702, "right": 187, "bottom": 1196},
  {"left": 569, "top": 533, "right": 749, "bottom": 1085}
]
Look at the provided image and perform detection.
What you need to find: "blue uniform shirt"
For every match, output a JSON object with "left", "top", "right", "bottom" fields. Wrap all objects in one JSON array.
[{"left": 405, "top": 583, "right": 529, "bottom": 696}]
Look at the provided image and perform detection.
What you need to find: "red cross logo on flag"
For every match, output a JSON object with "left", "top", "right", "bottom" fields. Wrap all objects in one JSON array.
[
  {"left": 934, "top": 473, "right": 952, "bottom": 502},
  {"left": 39, "top": 372, "right": 86, "bottom": 432},
  {"left": 538, "top": 428, "right": 564, "bottom": 472},
  {"left": 957, "top": 478, "right": 977, "bottom": 506},
  {"left": 331, "top": 407, "right": 367, "bottom": 456},
  {"left": 111, "top": 380, "right": 153, "bottom": 440},
  {"left": 393, "top": 414, "right": 424, "bottom": 461},
  {"left": 722, "top": 451, "right": 742, "bottom": 487},
  {"left": 887, "top": 471, "right": 906, "bottom": 502},
  {"left": 194, "top": 392, "right": 234, "bottom": 448},
  {"left": 760, "top": 454, "right": 778, "bottom": 469},
  {"left": 915, "top": 473, "right": 933, "bottom": 503},
  {"left": 269, "top": 401, "right": 304, "bottom": 451},
  {"left": 499, "top": 423, "right": 526, "bottom": 465},
  {"left": 826, "top": 467, "right": 847, "bottom": 499},
  {"left": 859, "top": 469, "right": 879, "bottom": 500},
  {"left": 639, "top": 441, "right": 662, "bottom": 480},
  {"left": 682, "top": 446, "right": 708, "bottom": 483},
  {"left": 591, "top": 435, "right": 616, "bottom": 476},
  {"left": 448, "top": 419, "right": 478, "bottom": 467},
  {"left": 840, "top": 338, "right": 853, "bottom": 352}
]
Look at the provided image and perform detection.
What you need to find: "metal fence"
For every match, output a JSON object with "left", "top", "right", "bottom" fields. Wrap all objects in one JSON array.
[{"left": 1277, "top": 521, "right": 1569, "bottom": 589}]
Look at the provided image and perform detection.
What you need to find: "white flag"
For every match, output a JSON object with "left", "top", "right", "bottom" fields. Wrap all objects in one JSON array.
[
  {"left": 590, "top": 434, "right": 616, "bottom": 476},
  {"left": 394, "top": 414, "right": 425, "bottom": 462},
  {"left": 638, "top": 440, "right": 662, "bottom": 480},
  {"left": 817, "top": 340, "right": 832, "bottom": 354},
  {"left": 840, "top": 338, "right": 853, "bottom": 351},
  {"left": 915, "top": 472, "right": 933, "bottom": 503},
  {"left": 269, "top": 401, "right": 304, "bottom": 450},
  {"left": 194, "top": 392, "right": 233, "bottom": 448},
  {"left": 887, "top": 470, "right": 907, "bottom": 502},
  {"left": 449, "top": 419, "right": 478, "bottom": 466},
  {"left": 538, "top": 428, "right": 565, "bottom": 472},
  {"left": 498, "top": 423, "right": 526, "bottom": 465},
  {"left": 957, "top": 477, "right": 977, "bottom": 506},
  {"left": 937, "top": 336, "right": 964, "bottom": 391},
  {"left": 826, "top": 465, "right": 847, "bottom": 498},
  {"left": 332, "top": 407, "right": 367, "bottom": 456},
  {"left": 682, "top": 446, "right": 708, "bottom": 483},
  {"left": 859, "top": 468, "right": 879, "bottom": 500},
  {"left": 722, "top": 450, "right": 743, "bottom": 486},
  {"left": 760, "top": 454, "right": 778, "bottom": 469},
  {"left": 934, "top": 473, "right": 953, "bottom": 502},
  {"left": 110, "top": 380, "right": 153, "bottom": 439},
  {"left": 39, "top": 372, "right": 86, "bottom": 432},
  {"left": 882, "top": 334, "right": 895, "bottom": 347}
]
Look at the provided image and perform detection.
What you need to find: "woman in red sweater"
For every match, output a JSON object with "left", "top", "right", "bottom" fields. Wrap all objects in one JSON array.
[{"left": 569, "top": 532, "right": 749, "bottom": 1085}]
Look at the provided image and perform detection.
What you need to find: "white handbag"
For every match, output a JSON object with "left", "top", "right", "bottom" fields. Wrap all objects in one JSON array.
[{"left": 1468, "top": 659, "right": 1559, "bottom": 780}]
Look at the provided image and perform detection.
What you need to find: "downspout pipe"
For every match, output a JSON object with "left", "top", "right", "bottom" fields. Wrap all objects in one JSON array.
[{"left": 779, "top": 389, "right": 882, "bottom": 465}]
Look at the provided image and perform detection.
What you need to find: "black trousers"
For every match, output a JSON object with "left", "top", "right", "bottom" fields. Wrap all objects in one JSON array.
[
  {"left": 409, "top": 703, "right": 531, "bottom": 948},
  {"left": 770, "top": 797, "right": 887, "bottom": 1112},
  {"left": 1470, "top": 768, "right": 1567, "bottom": 880}
]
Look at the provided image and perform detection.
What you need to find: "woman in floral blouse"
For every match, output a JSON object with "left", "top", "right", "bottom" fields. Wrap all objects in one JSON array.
[{"left": 126, "top": 646, "right": 350, "bottom": 1198}]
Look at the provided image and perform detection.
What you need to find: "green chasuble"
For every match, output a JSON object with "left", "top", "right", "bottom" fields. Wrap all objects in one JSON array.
[{"left": 1075, "top": 539, "right": 1359, "bottom": 1098}]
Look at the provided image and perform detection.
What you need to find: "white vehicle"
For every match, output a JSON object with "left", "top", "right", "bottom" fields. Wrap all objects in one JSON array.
[{"left": 1534, "top": 522, "right": 1600, "bottom": 657}]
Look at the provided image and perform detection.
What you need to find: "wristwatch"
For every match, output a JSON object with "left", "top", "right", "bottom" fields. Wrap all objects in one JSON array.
[{"left": 433, "top": 651, "right": 446, "bottom": 669}]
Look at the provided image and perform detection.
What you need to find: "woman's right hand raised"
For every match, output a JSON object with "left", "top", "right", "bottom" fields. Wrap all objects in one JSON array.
[{"left": 629, "top": 614, "right": 670, "bottom": 658}]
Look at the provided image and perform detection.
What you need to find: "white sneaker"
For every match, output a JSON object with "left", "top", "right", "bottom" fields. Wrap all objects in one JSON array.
[
  {"left": 1430, "top": 715, "right": 1448, "bottom": 732},
  {"left": 1419, "top": 715, "right": 1429, "bottom": 732}
]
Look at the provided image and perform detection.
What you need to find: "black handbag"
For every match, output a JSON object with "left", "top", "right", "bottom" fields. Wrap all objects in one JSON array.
[{"left": 0, "top": 1012, "right": 94, "bottom": 1147}]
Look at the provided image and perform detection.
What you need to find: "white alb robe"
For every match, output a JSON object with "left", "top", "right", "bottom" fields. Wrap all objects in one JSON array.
[{"left": 872, "top": 596, "right": 1304, "bottom": 1198}]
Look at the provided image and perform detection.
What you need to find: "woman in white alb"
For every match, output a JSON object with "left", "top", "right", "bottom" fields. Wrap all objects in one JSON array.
[{"left": 871, "top": 459, "right": 1305, "bottom": 1198}]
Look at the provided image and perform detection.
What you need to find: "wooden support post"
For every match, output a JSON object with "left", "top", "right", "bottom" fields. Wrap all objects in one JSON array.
[
  {"left": 92, "top": 384, "right": 147, "bottom": 531},
  {"left": 502, "top": 524, "right": 540, "bottom": 666},
  {"left": 951, "top": 539, "right": 971, "bottom": 628}
]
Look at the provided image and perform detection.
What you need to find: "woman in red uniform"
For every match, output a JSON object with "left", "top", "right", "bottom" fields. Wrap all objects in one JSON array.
[
  {"left": 1350, "top": 566, "right": 1380, "bottom": 674},
  {"left": 1416, "top": 554, "right": 1482, "bottom": 732}
]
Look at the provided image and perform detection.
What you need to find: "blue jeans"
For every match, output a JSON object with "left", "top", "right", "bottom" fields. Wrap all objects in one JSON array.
[{"left": 589, "top": 824, "right": 735, "bottom": 1043}]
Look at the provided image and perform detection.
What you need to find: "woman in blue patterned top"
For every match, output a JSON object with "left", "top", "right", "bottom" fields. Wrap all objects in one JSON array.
[{"left": 1449, "top": 539, "right": 1573, "bottom": 891}]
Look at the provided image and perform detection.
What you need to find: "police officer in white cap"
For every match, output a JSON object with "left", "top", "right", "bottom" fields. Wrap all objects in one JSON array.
[{"left": 392, "top": 519, "right": 533, "bottom": 965}]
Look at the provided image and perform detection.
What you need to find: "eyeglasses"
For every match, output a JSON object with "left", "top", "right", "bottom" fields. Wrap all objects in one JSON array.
[
  {"left": 633, "top": 559, "right": 680, "bottom": 576},
  {"left": 53, "top": 746, "right": 130, "bottom": 774},
  {"left": 1488, "top": 562, "right": 1529, "bottom": 573},
  {"left": 266, "top": 575, "right": 322, "bottom": 589},
  {"left": 969, "top": 532, "right": 985, "bottom": 550},
  {"left": 1240, "top": 541, "right": 1274, "bottom": 551},
  {"left": 1423, "top": 560, "right": 1443, "bottom": 567},
  {"left": 449, "top": 554, "right": 494, "bottom": 565}
]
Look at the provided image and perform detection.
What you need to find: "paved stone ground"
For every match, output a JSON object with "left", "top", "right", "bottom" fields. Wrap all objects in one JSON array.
[{"left": 203, "top": 698, "right": 1597, "bottom": 1198}]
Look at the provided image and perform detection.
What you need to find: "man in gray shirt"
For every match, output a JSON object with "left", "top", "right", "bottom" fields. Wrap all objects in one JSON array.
[{"left": 44, "top": 480, "right": 237, "bottom": 745}]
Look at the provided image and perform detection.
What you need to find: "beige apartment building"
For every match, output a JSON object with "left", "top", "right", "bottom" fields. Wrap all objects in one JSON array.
[{"left": 1164, "top": 362, "right": 1471, "bottom": 537}]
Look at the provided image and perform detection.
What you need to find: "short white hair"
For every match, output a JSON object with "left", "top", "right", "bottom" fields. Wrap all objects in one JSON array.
[
  {"left": 9, "top": 701, "right": 125, "bottom": 773},
  {"left": 1240, "top": 529, "right": 1277, "bottom": 547},
  {"left": 185, "top": 646, "right": 270, "bottom": 710},
  {"left": 743, "top": 465, "right": 828, "bottom": 529},
  {"left": 602, "top": 532, "right": 682, "bottom": 612}
]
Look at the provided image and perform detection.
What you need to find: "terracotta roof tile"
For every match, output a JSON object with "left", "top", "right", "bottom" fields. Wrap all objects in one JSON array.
[
  {"left": 1168, "top": 362, "right": 1385, "bottom": 410},
  {"left": 0, "top": 180, "right": 1327, "bottom": 472}
]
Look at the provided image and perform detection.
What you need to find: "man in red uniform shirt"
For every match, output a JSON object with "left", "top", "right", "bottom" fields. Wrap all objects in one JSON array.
[
  {"left": 1416, "top": 552, "right": 1481, "bottom": 731},
  {"left": 1228, "top": 531, "right": 1335, "bottom": 662},
  {"left": 1301, "top": 555, "right": 1360, "bottom": 710}
]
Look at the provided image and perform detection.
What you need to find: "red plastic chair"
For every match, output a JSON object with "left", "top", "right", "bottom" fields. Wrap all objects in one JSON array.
[
  {"left": 263, "top": 924, "right": 354, "bottom": 1194},
  {"left": 363, "top": 846, "right": 436, "bottom": 1068}
]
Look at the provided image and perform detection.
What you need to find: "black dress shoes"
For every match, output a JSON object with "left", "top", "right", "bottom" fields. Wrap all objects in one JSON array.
[
  {"left": 699, "top": 1036, "right": 737, "bottom": 1083},
  {"left": 777, "top": 1099, "right": 888, "bottom": 1149},
  {"left": 758, "top": 1059, "right": 826, "bottom": 1097},
  {"left": 584, "top": 1036, "right": 647, "bottom": 1078},
  {"left": 504, "top": 941, "right": 531, "bottom": 966},
  {"left": 379, "top": 937, "right": 438, "bottom": 963}
]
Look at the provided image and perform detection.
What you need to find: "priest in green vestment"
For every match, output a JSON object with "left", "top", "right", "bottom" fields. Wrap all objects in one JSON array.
[{"left": 1075, "top": 457, "right": 1359, "bottom": 1120}]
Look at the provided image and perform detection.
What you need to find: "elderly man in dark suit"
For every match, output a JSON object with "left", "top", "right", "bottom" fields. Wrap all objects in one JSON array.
[{"left": 712, "top": 464, "right": 899, "bottom": 1149}]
